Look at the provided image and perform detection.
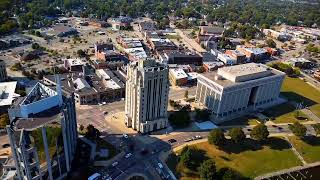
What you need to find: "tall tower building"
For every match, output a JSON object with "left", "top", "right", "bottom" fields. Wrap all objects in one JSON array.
[
  {"left": 125, "top": 59, "right": 169, "bottom": 133},
  {"left": 4, "top": 78, "right": 77, "bottom": 180}
]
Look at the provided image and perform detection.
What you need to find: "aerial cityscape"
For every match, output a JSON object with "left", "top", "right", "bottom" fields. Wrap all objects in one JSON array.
[{"left": 1, "top": 0, "right": 320, "bottom": 180}]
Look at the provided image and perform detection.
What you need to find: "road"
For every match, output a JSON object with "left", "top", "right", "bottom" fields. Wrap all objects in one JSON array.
[
  {"left": 174, "top": 29, "right": 206, "bottom": 53},
  {"left": 160, "top": 123, "right": 316, "bottom": 148}
]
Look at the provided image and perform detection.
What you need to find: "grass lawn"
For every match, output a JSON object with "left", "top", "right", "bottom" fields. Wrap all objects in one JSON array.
[
  {"left": 281, "top": 77, "right": 320, "bottom": 117},
  {"left": 219, "top": 115, "right": 260, "bottom": 126},
  {"left": 168, "top": 137, "right": 302, "bottom": 179},
  {"left": 288, "top": 136, "right": 320, "bottom": 163},
  {"left": 263, "top": 103, "right": 310, "bottom": 124}
]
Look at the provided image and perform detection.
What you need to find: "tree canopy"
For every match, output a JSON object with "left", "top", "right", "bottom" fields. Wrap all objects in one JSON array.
[
  {"left": 250, "top": 124, "right": 269, "bottom": 141},
  {"left": 208, "top": 128, "right": 226, "bottom": 146}
]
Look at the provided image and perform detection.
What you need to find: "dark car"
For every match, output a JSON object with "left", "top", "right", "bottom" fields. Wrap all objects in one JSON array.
[{"left": 168, "top": 139, "right": 177, "bottom": 144}]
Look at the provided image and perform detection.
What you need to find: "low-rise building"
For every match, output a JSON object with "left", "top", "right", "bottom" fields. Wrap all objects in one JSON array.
[
  {"left": 139, "top": 21, "right": 155, "bottom": 32},
  {"left": 236, "top": 46, "right": 269, "bottom": 62},
  {"left": 111, "top": 16, "right": 132, "bottom": 30},
  {"left": 224, "top": 50, "right": 246, "bottom": 64},
  {"left": 46, "top": 24, "right": 78, "bottom": 37},
  {"left": 263, "top": 29, "right": 292, "bottom": 41},
  {"left": 161, "top": 51, "right": 203, "bottom": 65},
  {"left": 0, "top": 81, "right": 19, "bottom": 113},
  {"left": 89, "top": 20, "right": 109, "bottom": 28},
  {"left": 43, "top": 71, "right": 125, "bottom": 105},
  {"left": 196, "top": 63, "right": 285, "bottom": 123},
  {"left": 169, "top": 68, "right": 188, "bottom": 86},
  {"left": 203, "top": 61, "right": 224, "bottom": 72},
  {"left": 64, "top": 58, "right": 85, "bottom": 72},
  {"left": 285, "top": 58, "right": 312, "bottom": 68},
  {"left": 217, "top": 53, "right": 237, "bottom": 65},
  {"left": 196, "top": 26, "right": 224, "bottom": 43}
]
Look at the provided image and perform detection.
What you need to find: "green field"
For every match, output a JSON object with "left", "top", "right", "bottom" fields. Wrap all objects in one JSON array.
[
  {"left": 169, "top": 137, "right": 302, "bottom": 179},
  {"left": 281, "top": 77, "right": 320, "bottom": 117},
  {"left": 263, "top": 103, "right": 310, "bottom": 124},
  {"left": 288, "top": 136, "right": 320, "bottom": 163}
]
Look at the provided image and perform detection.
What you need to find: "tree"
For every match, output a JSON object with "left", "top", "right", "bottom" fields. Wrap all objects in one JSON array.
[
  {"left": 180, "top": 146, "right": 207, "bottom": 171},
  {"left": 289, "top": 122, "right": 307, "bottom": 138},
  {"left": 85, "top": 124, "right": 101, "bottom": 140},
  {"left": 228, "top": 128, "right": 246, "bottom": 144},
  {"left": 79, "top": 124, "right": 84, "bottom": 132},
  {"left": 312, "top": 124, "right": 320, "bottom": 136},
  {"left": 77, "top": 49, "right": 86, "bottom": 58},
  {"left": 32, "top": 43, "right": 40, "bottom": 49},
  {"left": 250, "top": 124, "right": 269, "bottom": 141},
  {"left": 184, "top": 90, "right": 188, "bottom": 99},
  {"left": 0, "top": 114, "right": 9, "bottom": 128},
  {"left": 219, "top": 168, "right": 243, "bottom": 180},
  {"left": 265, "top": 39, "right": 277, "bottom": 48},
  {"left": 208, "top": 128, "right": 225, "bottom": 146},
  {"left": 200, "top": 159, "right": 217, "bottom": 180},
  {"left": 168, "top": 111, "right": 190, "bottom": 127}
]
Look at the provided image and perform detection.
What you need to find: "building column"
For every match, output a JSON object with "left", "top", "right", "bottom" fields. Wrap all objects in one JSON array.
[{"left": 42, "top": 127, "right": 53, "bottom": 180}]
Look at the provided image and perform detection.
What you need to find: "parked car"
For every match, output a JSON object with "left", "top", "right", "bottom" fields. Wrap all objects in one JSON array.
[
  {"left": 112, "top": 161, "right": 118, "bottom": 167},
  {"left": 125, "top": 153, "right": 132, "bottom": 158},
  {"left": 123, "top": 134, "right": 128, "bottom": 138},
  {"left": 158, "top": 163, "right": 163, "bottom": 169},
  {"left": 168, "top": 139, "right": 177, "bottom": 144}
]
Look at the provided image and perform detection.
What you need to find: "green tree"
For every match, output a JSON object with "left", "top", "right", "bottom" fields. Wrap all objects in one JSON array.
[
  {"left": 219, "top": 168, "right": 243, "bottom": 180},
  {"left": 208, "top": 128, "right": 225, "bottom": 146},
  {"left": 289, "top": 122, "right": 307, "bottom": 138},
  {"left": 0, "top": 114, "right": 9, "bottom": 128},
  {"left": 250, "top": 124, "right": 269, "bottom": 141},
  {"left": 168, "top": 111, "right": 190, "bottom": 127},
  {"left": 228, "top": 127, "right": 246, "bottom": 144},
  {"left": 312, "top": 124, "right": 320, "bottom": 136},
  {"left": 199, "top": 159, "right": 217, "bottom": 180},
  {"left": 180, "top": 146, "right": 207, "bottom": 171},
  {"left": 77, "top": 49, "right": 86, "bottom": 58}
]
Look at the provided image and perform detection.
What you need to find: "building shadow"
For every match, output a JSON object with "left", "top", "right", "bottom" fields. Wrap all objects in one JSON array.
[
  {"left": 301, "top": 135, "right": 320, "bottom": 146},
  {"left": 281, "top": 91, "right": 317, "bottom": 107}
]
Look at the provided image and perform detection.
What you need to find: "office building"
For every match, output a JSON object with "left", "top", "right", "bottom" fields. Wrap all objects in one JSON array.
[
  {"left": 6, "top": 78, "right": 78, "bottom": 180},
  {"left": 196, "top": 63, "right": 285, "bottom": 123},
  {"left": 125, "top": 59, "right": 169, "bottom": 133}
]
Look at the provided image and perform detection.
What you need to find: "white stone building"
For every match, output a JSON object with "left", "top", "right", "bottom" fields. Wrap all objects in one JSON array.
[
  {"left": 125, "top": 59, "right": 169, "bottom": 133},
  {"left": 196, "top": 63, "right": 285, "bottom": 123}
]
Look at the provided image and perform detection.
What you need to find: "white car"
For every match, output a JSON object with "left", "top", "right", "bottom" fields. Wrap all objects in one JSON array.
[
  {"left": 112, "top": 161, "right": 118, "bottom": 167},
  {"left": 158, "top": 162, "right": 163, "bottom": 169},
  {"left": 123, "top": 134, "right": 128, "bottom": 138},
  {"left": 125, "top": 153, "right": 132, "bottom": 158}
]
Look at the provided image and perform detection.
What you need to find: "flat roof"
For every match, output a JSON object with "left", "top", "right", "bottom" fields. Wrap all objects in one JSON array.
[
  {"left": 65, "top": 58, "right": 85, "bottom": 66},
  {"left": 218, "top": 63, "right": 271, "bottom": 82},
  {"left": 200, "top": 63, "right": 284, "bottom": 87},
  {"left": 0, "top": 82, "right": 19, "bottom": 106},
  {"left": 169, "top": 68, "right": 188, "bottom": 79}
]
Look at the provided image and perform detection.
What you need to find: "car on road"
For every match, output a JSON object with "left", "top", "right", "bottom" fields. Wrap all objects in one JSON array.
[
  {"left": 184, "top": 138, "right": 193, "bottom": 142},
  {"left": 125, "top": 153, "right": 132, "bottom": 158},
  {"left": 103, "top": 111, "right": 108, "bottom": 115},
  {"left": 112, "top": 161, "right": 118, "bottom": 167},
  {"left": 192, "top": 135, "right": 202, "bottom": 140},
  {"left": 278, "top": 127, "right": 283, "bottom": 130},
  {"left": 167, "top": 139, "right": 177, "bottom": 144},
  {"left": 272, "top": 125, "right": 277, "bottom": 128},
  {"left": 158, "top": 162, "right": 163, "bottom": 169},
  {"left": 123, "top": 134, "right": 128, "bottom": 138},
  {"left": 247, "top": 128, "right": 252, "bottom": 131},
  {"left": 2, "top": 143, "right": 10, "bottom": 148},
  {"left": 88, "top": 173, "right": 101, "bottom": 180}
]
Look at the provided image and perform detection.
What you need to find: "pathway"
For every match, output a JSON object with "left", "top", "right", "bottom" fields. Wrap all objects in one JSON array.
[{"left": 284, "top": 136, "right": 307, "bottom": 165}]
